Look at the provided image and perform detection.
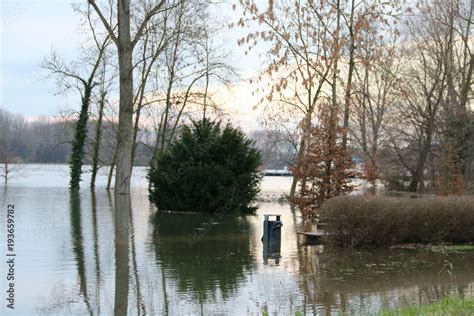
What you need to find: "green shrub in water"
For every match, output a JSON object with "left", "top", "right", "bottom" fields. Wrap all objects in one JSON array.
[{"left": 148, "top": 119, "right": 262, "bottom": 214}]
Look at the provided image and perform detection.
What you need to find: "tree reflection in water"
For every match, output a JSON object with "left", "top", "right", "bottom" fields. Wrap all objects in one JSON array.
[
  {"left": 69, "top": 190, "right": 93, "bottom": 314},
  {"left": 26, "top": 187, "right": 474, "bottom": 314},
  {"left": 294, "top": 238, "right": 474, "bottom": 314},
  {"left": 90, "top": 190, "right": 102, "bottom": 310},
  {"left": 152, "top": 212, "right": 256, "bottom": 304},
  {"left": 69, "top": 191, "right": 145, "bottom": 315},
  {"left": 114, "top": 194, "right": 131, "bottom": 316}
]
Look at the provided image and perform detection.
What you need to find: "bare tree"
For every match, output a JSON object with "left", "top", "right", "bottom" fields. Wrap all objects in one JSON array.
[
  {"left": 0, "top": 126, "right": 12, "bottom": 185},
  {"left": 88, "top": 0, "right": 169, "bottom": 194},
  {"left": 437, "top": 0, "right": 473, "bottom": 193},
  {"left": 237, "top": 0, "right": 337, "bottom": 198},
  {"left": 383, "top": 0, "right": 473, "bottom": 193},
  {"left": 90, "top": 57, "right": 116, "bottom": 188},
  {"left": 0, "top": 110, "right": 17, "bottom": 184},
  {"left": 146, "top": 1, "right": 236, "bottom": 164},
  {"left": 385, "top": 2, "right": 450, "bottom": 192},
  {"left": 0, "top": 109, "right": 29, "bottom": 184},
  {"left": 237, "top": 0, "right": 398, "bottom": 201},
  {"left": 43, "top": 6, "right": 111, "bottom": 189},
  {"left": 351, "top": 26, "right": 402, "bottom": 182},
  {"left": 129, "top": 15, "right": 171, "bottom": 168}
]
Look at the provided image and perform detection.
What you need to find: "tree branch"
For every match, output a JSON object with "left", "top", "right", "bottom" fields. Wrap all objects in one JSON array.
[
  {"left": 131, "top": 0, "right": 166, "bottom": 49},
  {"left": 88, "top": 0, "right": 118, "bottom": 45}
]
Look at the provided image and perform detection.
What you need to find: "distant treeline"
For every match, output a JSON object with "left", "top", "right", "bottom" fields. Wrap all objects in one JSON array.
[
  {"left": 0, "top": 108, "right": 294, "bottom": 169},
  {"left": 0, "top": 108, "right": 151, "bottom": 166},
  {"left": 0, "top": 108, "right": 71, "bottom": 164}
]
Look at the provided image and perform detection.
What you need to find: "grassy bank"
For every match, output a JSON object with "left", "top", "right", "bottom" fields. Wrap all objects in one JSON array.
[
  {"left": 379, "top": 296, "right": 474, "bottom": 315},
  {"left": 320, "top": 196, "right": 474, "bottom": 247}
]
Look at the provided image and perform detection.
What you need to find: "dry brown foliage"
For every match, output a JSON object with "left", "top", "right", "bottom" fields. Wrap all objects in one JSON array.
[
  {"left": 291, "top": 108, "right": 354, "bottom": 217},
  {"left": 320, "top": 195, "right": 474, "bottom": 247}
]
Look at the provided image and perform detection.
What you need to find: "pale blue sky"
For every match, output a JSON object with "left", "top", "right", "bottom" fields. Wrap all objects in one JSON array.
[
  {"left": 1, "top": 0, "right": 86, "bottom": 117},
  {"left": 0, "top": 0, "right": 265, "bottom": 120}
]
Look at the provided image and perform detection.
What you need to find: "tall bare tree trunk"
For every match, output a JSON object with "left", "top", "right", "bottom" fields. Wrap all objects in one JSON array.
[
  {"left": 408, "top": 105, "right": 437, "bottom": 192},
  {"left": 325, "top": 0, "right": 341, "bottom": 196},
  {"left": 90, "top": 92, "right": 106, "bottom": 189},
  {"left": 107, "top": 143, "right": 118, "bottom": 190},
  {"left": 289, "top": 123, "right": 307, "bottom": 199},
  {"left": 115, "top": 0, "right": 134, "bottom": 195},
  {"left": 342, "top": 0, "right": 356, "bottom": 150},
  {"left": 1, "top": 140, "right": 9, "bottom": 184},
  {"left": 3, "top": 158, "right": 8, "bottom": 185},
  {"left": 130, "top": 108, "right": 142, "bottom": 169},
  {"left": 89, "top": 0, "right": 167, "bottom": 193}
]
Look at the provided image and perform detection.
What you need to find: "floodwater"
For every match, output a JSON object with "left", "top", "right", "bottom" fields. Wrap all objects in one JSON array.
[{"left": 1, "top": 164, "right": 473, "bottom": 315}]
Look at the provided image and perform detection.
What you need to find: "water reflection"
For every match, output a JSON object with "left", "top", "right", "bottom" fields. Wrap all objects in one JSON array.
[
  {"left": 152, "top": 212, "right": 255, "bottom": 302},
  {"left": 295, "top": 245, "right": 474, "bottom": 314},
  {"left": 114, "top": 194, "right": 131, "bottom": 315},
  {"left": 262, "top": 215, "right": 282, "bottom": 266},
  {"left": 69, "top": 190, "right": 93, "bottom": 315},
  {"left": 68, "top": 191, "right": 139, "bottom": 315},
  {"left": 129, "top": 194, "right": 146, "bottom": 314},
  {"left": 90, "top": 190, "right": 102, "bottom": 312},
  {"left": 1, "top": 183, "right": 473, "bottom": 315}
]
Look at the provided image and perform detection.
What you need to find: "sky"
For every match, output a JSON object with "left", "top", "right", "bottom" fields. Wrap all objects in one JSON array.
[{"left": 0, "top": 0, "right": 267, "bottom": 129}]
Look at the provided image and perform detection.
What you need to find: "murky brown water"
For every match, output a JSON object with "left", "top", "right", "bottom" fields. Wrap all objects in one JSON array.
[{"left": 1, "top": 165, "right": 473, "bottom": 315}]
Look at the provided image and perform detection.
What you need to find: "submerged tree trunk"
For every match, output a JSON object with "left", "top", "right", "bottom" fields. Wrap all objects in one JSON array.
[
  {"left": 114, "top": 0, "right": 134, "bottom": 195},
  {"left": 90, "top": 92, "right": 106, "bottom": 189},
  {"left": 130, "top": 102, "right": 142, "bottom": 169},
  {"left": 107, "top": 147, "right": 118, "bottom": 191},
  {"left": 70, "top": 82, "right": 93, "bottom": 189},
  {"left": 130, "top": 108, "right": 142, "bottom": 170},
  {"left": 289, "top": 108, "right": 313, "bottom": 200},
  {"left": 289, "top": 138, "right": 305, "bottom": 199},
  {"left": 1, "top": 139, "right": 10, "bottom": 184},
  {"left": 2, "top": 157, "right": 8, "bottom": 185}
]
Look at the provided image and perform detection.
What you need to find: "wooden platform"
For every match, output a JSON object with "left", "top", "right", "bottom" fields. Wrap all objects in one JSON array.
[
  {"left": 316, "top": 222, "right": 331, "bottom": 227},
  {"left": 297, "top": 231, "right": 333, "bottom": 238}
]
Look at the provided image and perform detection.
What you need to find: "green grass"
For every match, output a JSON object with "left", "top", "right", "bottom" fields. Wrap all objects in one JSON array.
[
  {"left": 262, "top": 297, "right": 474, "bottom": 315},
  {"left": 429, "top": 244, "right": 474, "bottom": 253},
  {"left": 445, "top": 245, "right": 474, "bottom": 251},
  {"left": 379, "top": 296, "right": 474, "bottom": 315}
]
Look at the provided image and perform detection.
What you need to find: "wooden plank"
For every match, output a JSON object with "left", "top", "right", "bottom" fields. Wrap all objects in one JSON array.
[
  {"left": 316, "top": 222, "right": 331, "bottom": 227},
  {"left": 297, "top": 231, "right": 334, "bottom": 237}
]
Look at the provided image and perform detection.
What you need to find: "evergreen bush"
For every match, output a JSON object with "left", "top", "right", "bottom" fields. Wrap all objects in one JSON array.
[{"left": 148, "top": 119, "right": 262, "bottom": 214}]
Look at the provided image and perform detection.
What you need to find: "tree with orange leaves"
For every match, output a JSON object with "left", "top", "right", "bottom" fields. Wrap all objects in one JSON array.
[{"left": 291, "top": 105, "right": 354, "bottom": 217}]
